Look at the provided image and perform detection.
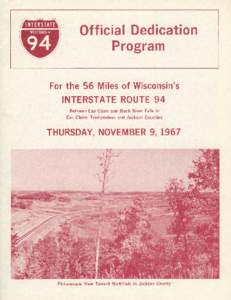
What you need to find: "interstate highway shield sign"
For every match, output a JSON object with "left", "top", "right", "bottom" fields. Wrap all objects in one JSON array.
[{"left": 21, "top": 19, "right": 59, "bottom": 58}]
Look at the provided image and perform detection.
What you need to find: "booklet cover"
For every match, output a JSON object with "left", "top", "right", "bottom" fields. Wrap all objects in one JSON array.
[{"left": 0, "top": 0, "right": 231, "bottom": 299}]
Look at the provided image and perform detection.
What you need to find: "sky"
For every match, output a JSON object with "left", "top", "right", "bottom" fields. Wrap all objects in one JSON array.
[{"left": 11, "top": 149, "right": 199, "bottom": 192}]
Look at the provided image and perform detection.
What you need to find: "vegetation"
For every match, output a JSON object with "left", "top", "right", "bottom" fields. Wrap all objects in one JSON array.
[{"left": 12, "top": 149, "right": 219, "bottom": 279}]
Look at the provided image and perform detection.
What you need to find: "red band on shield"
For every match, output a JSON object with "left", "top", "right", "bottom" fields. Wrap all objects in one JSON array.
[{"left": 21, "top": 20, "right": 59, "bottom": 58}]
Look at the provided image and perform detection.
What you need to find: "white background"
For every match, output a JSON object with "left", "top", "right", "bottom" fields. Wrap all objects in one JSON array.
[{"left": 0, "top": 1, "right": 231, "bottom": 300}]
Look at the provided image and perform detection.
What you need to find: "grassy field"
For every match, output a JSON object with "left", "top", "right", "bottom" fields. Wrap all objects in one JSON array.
[{"left": 11, "top": 191, "right": 172, "bottom": 244}]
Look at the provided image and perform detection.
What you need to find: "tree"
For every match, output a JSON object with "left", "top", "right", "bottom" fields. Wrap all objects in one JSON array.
[
  {"left": 56, "top": 223, "right": 94, "bottom": 278},
  {"left": 188, "top": 149, "right": 219, "bottom": 278},
  {"left": 165, "top": 179, "right": 193, "bottom": 277},
  {"left": 26, "top": 235, "right": 58, "bottom": 279},
  {"left": 95, "top": 149, "right": 119, "bottom": 278},
  {"left": 164, "top": 150, "right": 220, "bottom": 278},
  {"left": 11, "top": 228, "right": 20, "bottom": 278},
  {"left": 188, "top": 149, "right": 219, "bottom": 219},
  {"left": 188, "top": 149, "right": 219, "bottom": 193},
  {"left": 100, "top": 198, "right": 156, "bottom": 278},
  {"left": 23, "top": 222, "right": 95, "bottom": 279},
  {"left": 11, "top": 228, "right": 18, "bottom": 258},
  {"left": 96, "top": 149, "right": 119, "bottom": 194}
]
